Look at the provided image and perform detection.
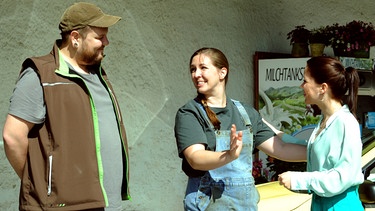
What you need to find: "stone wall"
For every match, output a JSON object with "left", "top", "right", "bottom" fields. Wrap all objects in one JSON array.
[{"left": 0, "top": 0, "right": 373, "bottom": 210}]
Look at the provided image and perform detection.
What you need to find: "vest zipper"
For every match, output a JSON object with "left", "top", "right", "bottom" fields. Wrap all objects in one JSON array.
[{"left": 47, "top": 155, "right": 53, "bottom": 196}]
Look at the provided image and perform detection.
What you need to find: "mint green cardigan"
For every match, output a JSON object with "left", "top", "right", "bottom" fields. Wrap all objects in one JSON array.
[{"left": 284, "top": 105, "right": 363, "bottom": 197}]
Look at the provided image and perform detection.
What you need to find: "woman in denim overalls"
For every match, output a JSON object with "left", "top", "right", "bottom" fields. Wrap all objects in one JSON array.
[
  {"left": 184, "top": 99, "right": 260, "bottom": 210},
  {"left": 175, "top": 48, "right": 308, "bottom": 211}
]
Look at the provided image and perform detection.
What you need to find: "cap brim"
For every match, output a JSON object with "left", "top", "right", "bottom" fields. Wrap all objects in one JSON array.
[{"left": 89, "top": 15, "right": 121, "bottom": 28}]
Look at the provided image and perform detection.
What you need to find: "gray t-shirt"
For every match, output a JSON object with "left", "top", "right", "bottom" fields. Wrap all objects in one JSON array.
[
  {"left": 76, "top": 71, "right": 123, "bottom": 211},
  {"left": 9, "top": 68, "right": 46, "bottom": 124},
  {"left": 9, "top": 65, "right": 123, "bottom": 210}
]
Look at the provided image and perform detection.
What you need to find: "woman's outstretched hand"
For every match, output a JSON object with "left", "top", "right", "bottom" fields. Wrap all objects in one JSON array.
[{"left": 229, "top": 124, "right": 243, "bottom": 160}]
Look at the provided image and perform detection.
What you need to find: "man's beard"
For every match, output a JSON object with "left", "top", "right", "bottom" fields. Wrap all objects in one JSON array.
[
  {"left": 76, "top": 46, "right": 105, "bottom": 73},
  {"left": 79, "top": 45, "right": 104, "bottom": 66}
]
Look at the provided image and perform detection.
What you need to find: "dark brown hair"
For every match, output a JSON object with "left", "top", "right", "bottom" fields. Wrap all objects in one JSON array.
[
  {"left": 306, "top": 56, "right": 359, "bottom": 117},
  {"left": 190, "top": 48, "right": 229, "bottom": 130}
]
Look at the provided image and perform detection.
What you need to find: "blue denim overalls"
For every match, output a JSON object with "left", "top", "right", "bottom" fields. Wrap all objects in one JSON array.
[{"left": 184, "top": 100, "right": 259, "bottom": 211}]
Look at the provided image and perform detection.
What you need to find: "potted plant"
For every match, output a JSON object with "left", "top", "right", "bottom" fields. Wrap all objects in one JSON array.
[
  {"left": 309, "top": 26, "right": 330, "bottom": 57},
  {"left": 252, "top": 158, "right": 270, "bottom": 184},
  {"left": 327, "top": 20, "right": 375, "bottom": 58},
  {"left": 287, "top": 25, "right": 310, "bottom": 57}
]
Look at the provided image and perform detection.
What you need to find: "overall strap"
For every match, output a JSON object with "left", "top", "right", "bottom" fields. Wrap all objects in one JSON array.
[{"left": 231, "top": 100, "right": 252, "bottom": 127}]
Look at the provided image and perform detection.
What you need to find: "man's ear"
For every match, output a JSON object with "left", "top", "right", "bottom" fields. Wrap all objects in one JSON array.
[{"left": 70, "top": 30, "right": 81, "bottom": 46}]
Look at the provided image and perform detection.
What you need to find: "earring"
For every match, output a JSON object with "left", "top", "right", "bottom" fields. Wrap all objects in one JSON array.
[{"left": 319, "top": 93, "right": 325, "bottom": 101}]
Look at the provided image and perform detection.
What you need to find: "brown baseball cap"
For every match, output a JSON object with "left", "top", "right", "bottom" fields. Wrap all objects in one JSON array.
[{"left": 59, "top": 2, "right": 121, "bottom": 32}]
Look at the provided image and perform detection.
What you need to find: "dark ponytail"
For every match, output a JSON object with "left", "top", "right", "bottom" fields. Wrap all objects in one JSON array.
[
  {"left": 344, "top": 67, "right": 359, "bottom": 117},
  {"left": 197, "top": 93, "right": 221, "bottom": 130}
]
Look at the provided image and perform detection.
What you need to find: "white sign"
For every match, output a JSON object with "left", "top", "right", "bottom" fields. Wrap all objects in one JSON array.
[{"left": 258, "top": 57, "right": 309, "bottom": 90}]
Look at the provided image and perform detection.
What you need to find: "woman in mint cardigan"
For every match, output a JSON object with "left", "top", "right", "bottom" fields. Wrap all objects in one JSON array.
[{"left": 278, "top": 57, "right": 364, "bottom": 211}]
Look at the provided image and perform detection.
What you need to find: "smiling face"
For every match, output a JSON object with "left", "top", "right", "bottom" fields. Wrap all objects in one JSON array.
[
  {"left": 76, "top": 26, "right": 109, "bottom": 66},
  {"left": 300, "top": 67, "right": 323, "bottom": 105},
  {"left": 190, "top": 53, "right": 227, "bottom": 97}
]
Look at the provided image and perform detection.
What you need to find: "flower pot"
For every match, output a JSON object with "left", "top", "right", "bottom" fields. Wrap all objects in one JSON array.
[
  {"left": 352, "top": 50, "right": 370, "bottom": 58},
  {"left": 310, "top": 43, "right": 325, "bottom": 57},
  {"left": 333, "top": 48, "right": 370, "bottom": 58},
  {"left": 291, "top": 43, "right": 309, "bottom": 57}
]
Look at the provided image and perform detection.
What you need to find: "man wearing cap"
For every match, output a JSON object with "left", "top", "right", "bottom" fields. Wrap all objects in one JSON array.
[{"left": 3, "top": 2, "right": 130, "bottom": 210}]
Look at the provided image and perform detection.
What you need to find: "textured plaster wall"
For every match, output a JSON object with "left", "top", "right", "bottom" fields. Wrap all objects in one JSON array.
[{"left": 0, "top": 0, "right": 374, "bottom": 210}]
